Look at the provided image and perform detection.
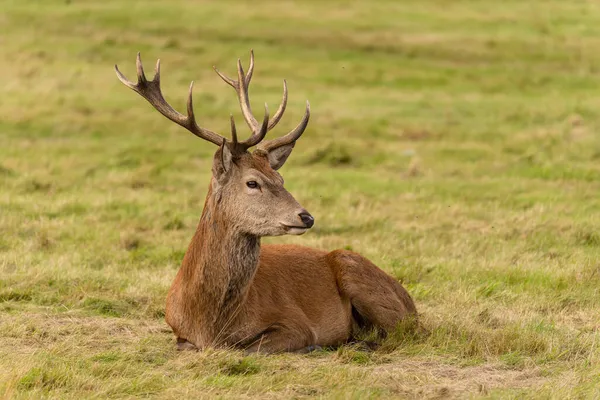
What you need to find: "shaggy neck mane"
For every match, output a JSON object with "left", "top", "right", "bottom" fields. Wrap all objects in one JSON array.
[{"left": 178, "top": 181, "right": 260, "bottom": 346}]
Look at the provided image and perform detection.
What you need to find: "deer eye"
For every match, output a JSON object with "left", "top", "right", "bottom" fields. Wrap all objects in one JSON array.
[{"left": 246, "top": 181, "right": 259, "bottom": 189}]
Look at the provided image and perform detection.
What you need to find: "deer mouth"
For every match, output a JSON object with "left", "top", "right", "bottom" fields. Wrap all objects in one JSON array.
[{"left": 281, "top": 224, "right": 309, "bottom": 235}]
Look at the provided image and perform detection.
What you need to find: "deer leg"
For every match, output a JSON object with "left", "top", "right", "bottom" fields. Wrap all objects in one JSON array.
[
  {"left": 243, "top": 320, "right": 316, "bottom": 354},
  {"left": 293, "top": 345, "right": 323, "bottom": 354},
  {"left": 327, "top": 250, "right": 418, "bottom": 335},
  {"left": 176, "top": 337, "right": 198, "bottom": 351}
]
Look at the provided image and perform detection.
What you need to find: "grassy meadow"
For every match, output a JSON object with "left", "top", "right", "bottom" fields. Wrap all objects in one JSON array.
[{"left": 2, "top": 0, "right": 600, "bottom": 398}]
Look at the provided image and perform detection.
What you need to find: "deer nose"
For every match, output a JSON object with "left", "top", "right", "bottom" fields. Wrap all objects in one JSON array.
[{"left": 299, "top": 212, "right": 315, "bottom": 229}]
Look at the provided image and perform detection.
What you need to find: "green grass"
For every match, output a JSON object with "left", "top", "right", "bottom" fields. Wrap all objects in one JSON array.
[{"left": 2, "top": 0, "right": 600, "bottom": 398}]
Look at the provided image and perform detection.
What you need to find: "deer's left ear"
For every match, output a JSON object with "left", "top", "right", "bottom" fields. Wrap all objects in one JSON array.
[
  {"left": 263, "top": 142, "right": 296, "bottom": 170},
  {"left": 212, "top": 140, "right": 233, "bottom": 183}
]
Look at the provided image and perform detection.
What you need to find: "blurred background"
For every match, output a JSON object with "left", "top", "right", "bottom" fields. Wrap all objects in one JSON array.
[{"left": 1, "top": 1, "right": 600, "bottom": 398}]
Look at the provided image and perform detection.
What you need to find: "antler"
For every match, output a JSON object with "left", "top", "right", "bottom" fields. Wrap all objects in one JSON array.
[
  {"left": 213, "top": 50, "right": 310, "bottom": 152},
  {"left": 115, "top": 53, "right": 226, "bottom": 146},
  {"left": 257, "top": 100, "right": 310, "bottom": 152},
  {"left": 116, "top": 51, "right": 310, "bottom": 153}
]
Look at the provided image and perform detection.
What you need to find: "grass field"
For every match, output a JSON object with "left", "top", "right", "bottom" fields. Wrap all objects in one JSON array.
[{"left": 2, "top": 0, "right": 600, "bottom": 398}]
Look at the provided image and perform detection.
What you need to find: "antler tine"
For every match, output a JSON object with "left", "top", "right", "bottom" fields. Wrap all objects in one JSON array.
[
  {"left": 230, "top": 114, "right": 238, "bottom": 145},
  {"left": 185, "top": 81, "right": 199, "bottom": 129},
  {"left": 212, "top": 51, "right": 275, "bottom": 150},
  {"left": 115, "top": 53, "right": 225, "bottom": 146},
  {"left": 267, "top": 80, "right": 288, "bottom": 131},
  {"left": 136, "top": 52, "right": 147, "bottom": 83},
  {"left": 243, "top": 103, "right": 270, "bottom": 148},
  {"left": 213, "top": 50, "right": 254, "bottom": 89},
  {"left": 213, "top": 66, "right": 236, "bottom": 88},
  {"left": 115, "top": 60, "right": 137, "bottom": 90},
  {"left": 245, "top": 49, "right": 254, "bottom": 87},
  {"left": 183, "top": 82, "right": 228, "bottom": 145},
  {"left": 236, "top": 57, "right": 260, "bottom": 132},
  {"left": 258, "top": 101, "right": 310, "bottom": 152},
  {"left": 227, "top": 103, "right": 267, "bottom": 149},
  {"left": 153, "top": 58, "right": 161, "bottom": 84}
]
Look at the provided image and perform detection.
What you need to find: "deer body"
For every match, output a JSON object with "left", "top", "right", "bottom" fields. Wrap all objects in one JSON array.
[
  {"left": 116, "top": 51, "right": 417, "bottom": 353},
  {"left": 165, "top": 177, "right": 354, "bottom": 352}
]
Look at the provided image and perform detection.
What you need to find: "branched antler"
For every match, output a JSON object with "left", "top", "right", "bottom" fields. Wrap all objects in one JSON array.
[
  {"left": 116, "top": 51, "right": 310, "bottom": 153},
  {"left": 213, "top": 50, "right": 310, "bottom": 152},
  {"left": 115, "top": 53, "right": 226, "bottom": 146}
]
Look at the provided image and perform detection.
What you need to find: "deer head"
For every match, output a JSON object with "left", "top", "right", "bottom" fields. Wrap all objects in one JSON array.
[{"left": 115, "top": 51, "right": 314, "bottom": 236}]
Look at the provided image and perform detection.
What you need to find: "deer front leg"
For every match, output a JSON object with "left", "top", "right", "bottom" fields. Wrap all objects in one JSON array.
[
  {"left": 176, "top": 337, "right": 198, "bottom": 351},
  {"left": 243, "top": 319, "right": 317, "bottom": 354}
]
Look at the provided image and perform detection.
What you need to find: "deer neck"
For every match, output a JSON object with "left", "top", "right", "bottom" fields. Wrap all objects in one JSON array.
[{"left": 180, "top": 182, "right": 260, "bottom": 345}]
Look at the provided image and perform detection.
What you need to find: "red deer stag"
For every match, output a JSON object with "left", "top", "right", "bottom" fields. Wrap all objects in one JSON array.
[{"left": 115, "top": 51, "right": 417, "bottom": 353}]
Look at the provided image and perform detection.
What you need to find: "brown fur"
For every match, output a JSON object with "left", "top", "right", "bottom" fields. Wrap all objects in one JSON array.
[{"left": 165, "top": 152, "right": 417, "bottom": 353}]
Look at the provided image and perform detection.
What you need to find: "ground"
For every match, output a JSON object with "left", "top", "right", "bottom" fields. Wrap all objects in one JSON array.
[{"left": 1, "top": 0, "right": 600, "bottom": 398}]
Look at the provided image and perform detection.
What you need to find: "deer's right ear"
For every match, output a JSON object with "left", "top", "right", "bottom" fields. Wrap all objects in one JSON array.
[
  {"left": 264, "top": 142, "right": 296, "bottom": 170},
  {"left": 212, "top": 140, "right": 233, "bottom": 184}
]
